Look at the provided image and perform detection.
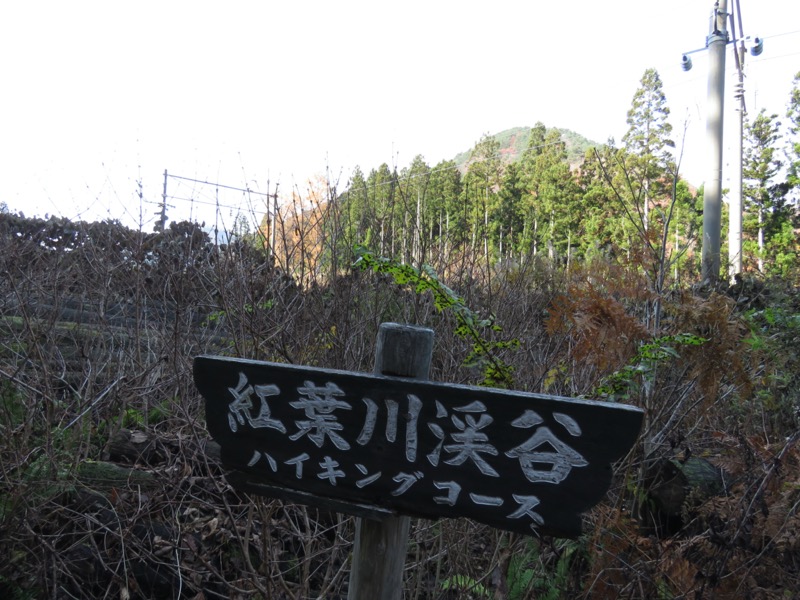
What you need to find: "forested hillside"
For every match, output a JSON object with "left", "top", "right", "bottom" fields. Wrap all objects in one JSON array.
[
  {"left": 262, "top": 69, "right": 798, "bottom": 288},
  {"left": 451, "top": 126, "right": 596, "bottom": 170},
  {"left": 1, "top": 69, "right": 800, "bottom": 599}
]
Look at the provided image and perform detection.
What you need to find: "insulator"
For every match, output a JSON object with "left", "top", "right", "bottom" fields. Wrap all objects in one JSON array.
[{"left": 749, "top": 36, "right": 764, "bottom": 56}]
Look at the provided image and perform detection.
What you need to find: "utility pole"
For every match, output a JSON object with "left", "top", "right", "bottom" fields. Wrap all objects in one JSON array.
[
  {"left": 728, "top": 0, "right": 763, "bottom": 282},
  {"left": 729, "top": 12, "right": 746, "bottom": 282},
  {"left": 683, "top": 0, "right": 763, "bottom": 284},
  {"left": 146, "top": 169, "right": 173, "bottom": 233},
  {"left": 701, "top": 0, "right": 729, "bottom": 284},
  {"left": 159, "top": 169, "right": 169, "bottom": 232}
]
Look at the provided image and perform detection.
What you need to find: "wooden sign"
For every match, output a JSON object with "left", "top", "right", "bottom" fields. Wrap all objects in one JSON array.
[{"left": 194, "top": 355, "right": 643, "bottom": 538}]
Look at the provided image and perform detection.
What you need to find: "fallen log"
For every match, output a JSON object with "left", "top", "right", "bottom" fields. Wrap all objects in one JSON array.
[{"left": 76, "top": 460, "right": 157, "bottom": 491}]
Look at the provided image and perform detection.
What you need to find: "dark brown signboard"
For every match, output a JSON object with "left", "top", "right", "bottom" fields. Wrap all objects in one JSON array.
[{"left": 194, "top": 355, "right": 643, "bottom": 538}]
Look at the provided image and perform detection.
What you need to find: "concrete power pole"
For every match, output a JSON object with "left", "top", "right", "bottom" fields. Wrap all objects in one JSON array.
[
  {"left": 729, "top": 42, "right": 746, "bottom": 282},
  {"left": 701, "top": 0, "right": 729, "bottom": 284}
]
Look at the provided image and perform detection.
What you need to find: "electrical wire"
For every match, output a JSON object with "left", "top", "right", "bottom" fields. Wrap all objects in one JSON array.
[
  {"left": 81, "top": 21, "right": 800, "bottom": 226},
  {"left": 167, "top": 173, "right": 273, "bottom": 197},
  {"left": 159, "top": 135, "right": 571, "bottom": 212}
]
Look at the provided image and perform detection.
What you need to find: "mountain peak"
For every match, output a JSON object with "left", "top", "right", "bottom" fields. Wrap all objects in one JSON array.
[{"left": 453, "top": 125, "right": 598, "bottom": 170}]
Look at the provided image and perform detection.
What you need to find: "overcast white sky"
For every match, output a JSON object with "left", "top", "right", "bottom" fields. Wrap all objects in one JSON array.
[{"left": 2, "top": 1, "right": 799, "bottom": 231}]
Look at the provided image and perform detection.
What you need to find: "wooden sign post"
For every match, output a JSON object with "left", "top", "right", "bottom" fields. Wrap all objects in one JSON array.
[
  {"left": 349, "top": 323, "right": 433, "bottom": 600},
  {"left": 193, "top": 323, "right": 644, "bottom": 598}
]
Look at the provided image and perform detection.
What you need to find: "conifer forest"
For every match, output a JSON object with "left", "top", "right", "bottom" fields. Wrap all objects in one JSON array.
[{"left": 2, "top": 69, "right": 800, "bottom": 598}]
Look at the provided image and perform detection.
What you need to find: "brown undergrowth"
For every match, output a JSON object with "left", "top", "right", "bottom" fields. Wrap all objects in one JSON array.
[{"left": 1, "top": 212, "right": 798, "bottom": 598}]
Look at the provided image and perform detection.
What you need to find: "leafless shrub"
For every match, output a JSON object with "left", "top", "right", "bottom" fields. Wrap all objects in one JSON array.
[{"left": 1, "top": 183, "right": 798, "bottom": 600}]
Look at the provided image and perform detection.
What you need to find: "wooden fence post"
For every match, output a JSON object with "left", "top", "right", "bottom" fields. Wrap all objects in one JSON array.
[{"left": 347, "top": 322, "right": 434, "bottom": 600}]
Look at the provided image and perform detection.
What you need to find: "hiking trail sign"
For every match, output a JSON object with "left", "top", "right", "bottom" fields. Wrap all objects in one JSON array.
[{"left": 194, "top": 352, "right": 643, "bottom": 539}]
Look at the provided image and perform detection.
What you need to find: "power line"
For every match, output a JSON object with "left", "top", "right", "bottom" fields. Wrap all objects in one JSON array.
[
  {"left": 752, "top": 50, "right": 800, "bottom": 63},
  {"left": 162, "top": 171, "right": 281, "bottom": 233},
  {"left": 166, "top": 194, "right": 263, "bottom": 213},
  {"left": 171, "top": 26, "right": 800, "bottom": 209},
  {"left": 762, "top": 29, "right": 800, "bottom": 40},
  {"left": 338, "top": 32, "right": 794, "bottom": 196},
  {"left": 166, "top": 173, "right": 274, "bottom": 197},
  {"left": 165, "top": 25, "right": 800, "bottom": 216}
]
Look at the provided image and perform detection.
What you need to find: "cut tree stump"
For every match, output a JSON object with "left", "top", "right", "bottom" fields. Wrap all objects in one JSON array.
[
  {"left": 640, "top": 457, "right": 727, "bottom": 536},
  {"left": 106, "top": 428, "right": 162, "bottom": 465}
]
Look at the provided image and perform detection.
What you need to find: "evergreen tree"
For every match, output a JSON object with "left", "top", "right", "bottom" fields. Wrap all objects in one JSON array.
[
  {"left": 397, "top": 155, "right": 431, "bottom": 264},
  {"left": 366, "top": 164, "right": 399, "bottom": 257},
  {"left": 464, "top": 134, "right": 503, "bottom": 261},
  {"left": 783, "top": 72, "right": 800, "bottom": 278},
  {"left": 787, "top": 72, "right": 800, "bottom": 197},
  {"left": 520, "top": 122, "right": 548, "bottom": 165},
  {"left": 518, "top": 127, "right": 580, "bottom": 259},
  {"left": 427, "top": 160, "right": 462, "bottom": 261},
  {"left": 743, "top": 109, "right": 793, "bottom": 274},
  {"left": 538, "top": 129, "right": 581, "bottom": 259},
  {"left": 578, "top": 143, "right": 630, "bottom": 259},
  {"left": 341, "top": 166, "right": 370, "bottom": 248},
  {"left": 622, "top": 68, "right": 675, "bottom": 231},
  {"left": 494, "top": 161, "right": 524, "bottom": 258},
  {"left": 618, "top": 69, "right": 704, "bottom": 300},
  {"left": 516, "top": 122, "right": 549, "bottom": 254}
]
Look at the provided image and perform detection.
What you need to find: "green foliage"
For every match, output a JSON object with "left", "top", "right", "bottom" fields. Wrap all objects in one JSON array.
[
  {"left": 590, "top": 80, "right": 698, "bottom": 323},
  {"left": 518, "top": 127, "right": 582, "bottom": 258},
  {"left": 621, "top": 68, "right": 680, "bottom": 245},
  {"left": 743, "top": 108, "right": 795, "bottom": 275},
  {"left": 506, "top": 538, "right": 584, "bottom": 600},
  {"left": 337, "top": 164, "right": 401, "bottom": 260},
  {"left": 452, "top": 125, "right": 597, "bottom": 169},
  {"left": 333, "top": 111, "right": 702, "bottom": 272},
  {"left": 742, "top": 303, "right": 800, "bottom": 431},
  {"left": 494, "top": 161, "right": 524, "bottom": 251},
  {"left": 0, "top": 381, "right": 25, "bottom": 431},
  {"left": 123, "top": 407, "right": 145, "bottom": 428},
  {"left": 593, "top": 333, "right": 707, "bottom": 401},
  {"left": 353, "top": 245, "right": 519, "bottom": 388},
  {"left": 463, "top": 134, "right": 503, "bottom": 258},
  {"left": 0, "top": 572, "right": 38, "bottom": 600},
  {"left": 786, "top": 71, "right": 800, "bottom": 192},
  {"left": 623, "top": 68, "right": 674, "bottom": 161},
  {"left": 578, "top": 144, "right": 631, "bottom": 256},
  {"left": 122, "top": 396, "right": 173, "bottom": 428},
  {"left": 428, "top": 160, "right": 463, "bottom": 237},
  {"left": 440, "top": 574, "right": 491, "bottom": 598}
]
